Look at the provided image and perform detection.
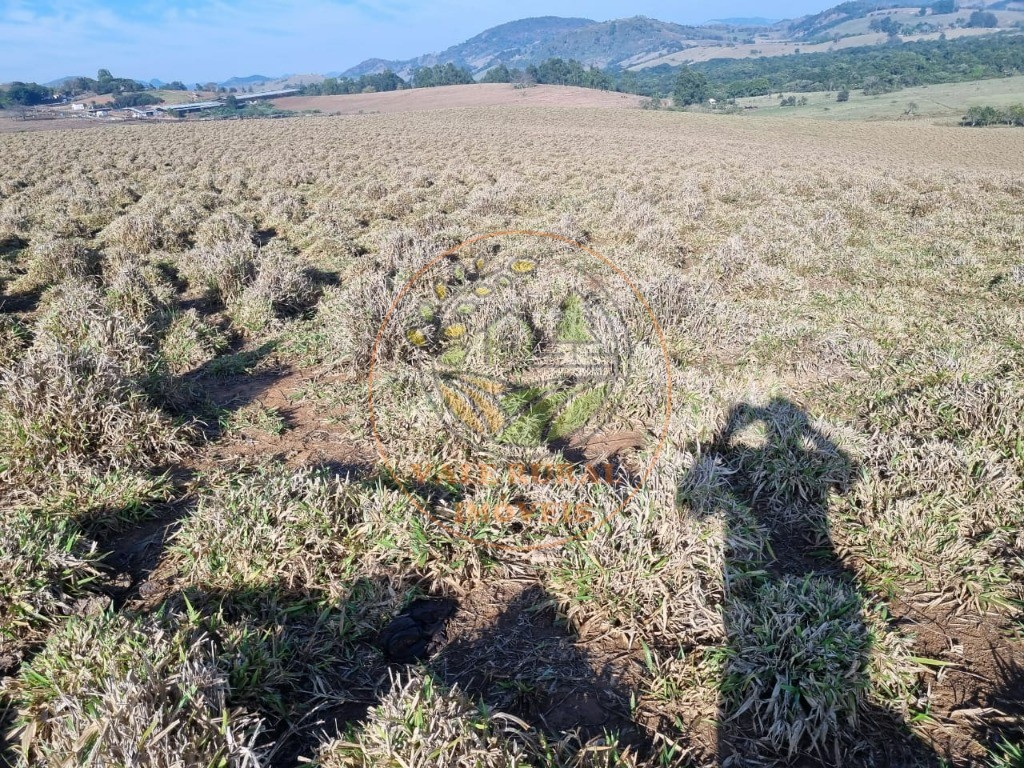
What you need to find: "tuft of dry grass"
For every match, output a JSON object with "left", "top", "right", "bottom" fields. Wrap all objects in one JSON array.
[
  {"left": 7, "top": 612, "right": 266, "bottom": 767},
  {"left": 169, "top": 465, "right": 361, "bottom": 598},
  {"left": 313, "top": 670, "right": 646, "bottom": 768},
  {"left": 0, "top": 283, "right": 186, "bottom": 501}
]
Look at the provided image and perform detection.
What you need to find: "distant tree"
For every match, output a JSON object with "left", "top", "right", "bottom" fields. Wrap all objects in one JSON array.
[
  {"left": 869, "top": 16, "right": 900, "bottom": 35},
  {"left": 672, "top": 68, "right": 709, "bottom": 107},
  {"left": 481, "top": 64, "right": 512, "bottom": 83},
  {"left": 360, "top": 70, "right": 406, "bottom": 92},
  {"left": 963, "top": 104, "right": 1001, "bottom": 125},
  {"left": 617, "top": 69, "right": 639, "bottom": 94},
  {"left": 963, "top": 103, "right": 1024, "bottom": 126},
  {"left": 111, "top": 92, "right": 163, "bottom": 108},
  {"left": 584, "top": 66, "right": 613, "bottom": 90},
  {"left": 412, "top": 66, "right": 431, "bottom": 88},
  {"left": 224, "top": 94, "right": 239, "bottom": 109},
  {"left": 536, "top": 57, "right": 571, "bottom": 84},
  {"left": 837, "top": 88, "right": 850, "bottom": 102},
  {"left": 166, "top": 81, "right": 187, "bottom": 90},
  {"left": 931, "top": 0, "right": 956, "bottom": 13},
  {"left": 441, "top": 62, "right": 474, "bottom": 85},
  {"left": 512, "top": 67, "right": 537, "bottom": 88},
  {"left": 92, "top": 69, "right": 144, "bottom": 95},
  {"left": 5, "top": 82, "right": 52, "bottom": 106},
  {"left": 967, "top": 10, "right": 998, "bottom": 28},
  {"left": 65, "top": 76, "right": 98, "bottom": 95},
  {"left": 410, "top": 62, "right": 473, "bottom": 88}
]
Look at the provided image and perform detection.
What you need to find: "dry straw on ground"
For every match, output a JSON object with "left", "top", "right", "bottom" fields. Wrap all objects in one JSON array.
[{"left": 0, "top": 105, "right": 1021, "bottom": 767}]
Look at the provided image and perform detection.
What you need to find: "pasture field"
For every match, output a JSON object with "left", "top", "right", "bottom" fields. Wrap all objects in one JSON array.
[
  {"left": 0, "top": 106, "right": 1022, "bottom": 767},
  {"left": 734, "top": 74, "right": 1024, "bottom": 121}
]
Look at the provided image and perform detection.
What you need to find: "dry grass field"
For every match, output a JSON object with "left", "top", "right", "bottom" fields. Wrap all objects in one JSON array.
[
  {"left": 273, "top": 84, "right": 645, "bottom": 114},
  {"left": 0, "top": 106, "right": 1022, "bottom": 767}
]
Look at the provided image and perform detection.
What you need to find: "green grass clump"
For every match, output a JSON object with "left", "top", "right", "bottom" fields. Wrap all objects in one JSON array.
[
  {"left": 484, "top": 315, "right": 536, "bottom": 369},
  {"left": 721, "top": 574, "right": 870, "bottom": 755},
  {"left": 0, "top": 510, "right": 99, "bottom": 657},
  {"left": 497, "top": 384, "right": 608, "bottom": 445},
  {"left": 9, "top": 611, "right": 267, "bottom": 767},
  {"left": 0, "top": 313, "right": 28, "bottom": 368},
  {"left": 219, "top": 403, "right": 289, "bottom": 436},
  {"left": 0, "top": 275, "right": 188, "bottom": 503},
  {"left": 313, "top": 671, "right": 527, "bottom": 767},
  {"left": 497, "top": 386, "right": 553, "bottom": 446},
  {"left": 548, "top": 384, "right": 608, "bottom": 441},
  {"left": 168, "top": 465, "right": 362, "bottom": 597},
  {"left": 726, "top": 399, "right": 855, "bottom": 514},
  {"left": 556, "top": 294, "right": 592, "bottom": 343},
  {"left": 157, "top": 309, "right": 228, "bottom": 375},
  {"left": 989, "top": 738, "right": 1024, "bottom": 768},
  {"left": 832, "top": 371, "right": 1024, "bottom": 608}
]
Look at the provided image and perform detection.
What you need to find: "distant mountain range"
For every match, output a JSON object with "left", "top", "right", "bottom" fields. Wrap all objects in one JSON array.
[
  {"left": 218, "top": 74, "right": 271, "bottom": 88},
  {"left": 41, "top": 73, "right": 322, "bottom": 91},
  {"left": 341, "top": 16, "right": 735, "bottom": 78},
  {"left": 337, "top": 1, "right": 1024, "bottom": 79}
]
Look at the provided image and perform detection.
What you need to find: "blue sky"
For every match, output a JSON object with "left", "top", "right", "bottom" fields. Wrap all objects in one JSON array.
[{"left": 2, "top": 0, "right": 827, "bottom": 84}]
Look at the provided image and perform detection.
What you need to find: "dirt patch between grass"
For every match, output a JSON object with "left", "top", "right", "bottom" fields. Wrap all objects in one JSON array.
[
  {"left": 200, "top": 369, "right": 375, "bottom": 473},
  {"left": 890, "top": 594, "right": 1024, "bottom": 763}
]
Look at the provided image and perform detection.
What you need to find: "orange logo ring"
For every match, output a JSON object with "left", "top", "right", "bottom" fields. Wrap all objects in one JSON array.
[{"left": 367, "top": 229, "right": 673, "bottom": 552}]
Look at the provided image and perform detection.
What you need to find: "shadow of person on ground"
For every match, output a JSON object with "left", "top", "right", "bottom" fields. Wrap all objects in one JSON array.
[
  {"left": 983, "top": 646, "right": 1024, "bottom": 763},
  {"left": 1, "top": 573, "right": 412, "bottom": 768},
  {"left": 430, "top": 581, "right": 658, "bottom": 762},
  {"left": 683, "top": 398, "right": 942, "bottom": 767}
]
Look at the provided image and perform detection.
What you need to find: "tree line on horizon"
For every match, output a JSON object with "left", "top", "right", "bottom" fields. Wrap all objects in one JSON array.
[
  {"left": 298, "top": 33, "right": 1024, "bottom": 104},
  {"left": 961, "top": 102, "right": 1024, "bottom": 125}
]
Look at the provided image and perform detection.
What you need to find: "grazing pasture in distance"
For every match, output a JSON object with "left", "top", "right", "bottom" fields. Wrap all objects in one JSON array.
[
  {"left": 0, "top": 106, "right": 1022, "bottom": 767},
  {"left": 734, "top": 74, "right": 1024, "bottom": 121}
]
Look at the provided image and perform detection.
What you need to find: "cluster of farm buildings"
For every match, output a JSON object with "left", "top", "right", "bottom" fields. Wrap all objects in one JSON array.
[{"left": 65, "top": 88, "right": 300, "bottom": 120}]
